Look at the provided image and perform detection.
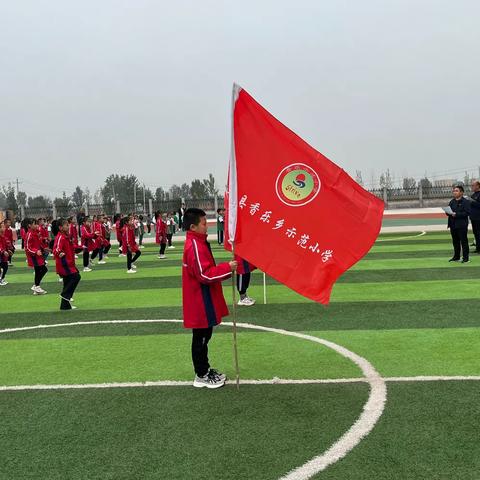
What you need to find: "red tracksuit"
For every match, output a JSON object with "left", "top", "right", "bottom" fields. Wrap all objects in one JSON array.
[
  {"left": 100, "top": 222, "right": 110, "bottom": 248},
  {"left": 39, "top": 225, "right": 49, "bottom": 248},
  {"left": 81, "top": 224, "right": 96, "bottom": 252},
  {"left": 0, "top": 234, "right": 9, "bottom": 262},
  {"left": 25, "top": 230, "right": 45, "bottom": 268},
  {"left": 156, "top": 218, "right": 167, "bottom": 244},
  {"left": 4, "top": 227, "right": 14, "bottom": 250},
  {"left": 115, "top": 220, "right": 123, "bottom": 242},
  {"left": 182, "top": 230, "right": 231, "bottom": 329},
  {"left": 69, "top": 223, "right": 80, "bottom": 248},
  {"left": 234, "top": 255, "right": 256, "bottom": 275},
  {"left": 92, "top": 220, "right": 104, "bottom": 250},
  {"left": 122, "top": 225, "right": 138, "bottom": 254},
  {"left": 53, "top": 232, "right": 78, "bottom": 276}
]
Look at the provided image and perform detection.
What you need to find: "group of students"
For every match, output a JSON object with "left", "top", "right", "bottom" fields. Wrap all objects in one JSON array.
[{"left": 0, "top": 210, "right": 182, "bottom": 306}]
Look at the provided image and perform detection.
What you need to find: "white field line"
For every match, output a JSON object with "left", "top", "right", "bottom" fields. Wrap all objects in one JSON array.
[
  {"left": 1, "top": 376, "right": 479, "bottom": 392},
  {"left": 376, "top": 231, "right": 427, "bottom": 242}
]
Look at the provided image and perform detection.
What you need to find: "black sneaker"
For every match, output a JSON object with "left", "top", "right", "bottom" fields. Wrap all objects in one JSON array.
[
  {"left": 448, "top": 258, "right": 460, "bottom": 262},
  {"left": 209, "top": 368, "right": 227, "bottom": 382},
  {"left": 193, "top": 371, "right": 225, "bottom": 389},
  {"left": 461, "top": 259, "right": 470, "bottom": 263}
]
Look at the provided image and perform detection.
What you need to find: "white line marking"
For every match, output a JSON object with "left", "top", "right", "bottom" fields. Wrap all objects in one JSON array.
[
  {"left": 1, "top": 376, "right": 478, "bottom": 392},
  {"left": 0, "top": 318, "right": 387, "bottom": 480},
  {"left": 377, "top": 231, "right": 427, "bottom": 242}
]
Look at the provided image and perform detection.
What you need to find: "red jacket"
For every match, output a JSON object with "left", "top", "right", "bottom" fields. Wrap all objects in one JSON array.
[
  {"left": 25, "top": 230, "right": 45, "bottom": 268},
  {"left": 234, "top": 255, "right": 257, "bottom": 275},
  {"left": 100, "top": 222, "right": 110, "bottom": 247},
  {"left": 81, "top": 224, "right": 96, "bottom": 252},
  {"left": 69, "top": 223, "right": 79, "bottom": 247},
  {"left": 39, "top": 225, "right": 49, "bottom": 248},
  {"left": 4, "top": 227, "right": 14, "bottom": 250},
  {"left": 53, "top": 232, "right": 78, "bottom": 276},
  {"left": 122, "top": 225, "right": 138, "bottom": 254},
  {"left": 92, "top": 220, "right": 104, "bottom": 249},
  {"left": 115, "top": 220, "right": 123, "bottom": 241},
  {"left": 182, "top": 231, "right": 231, "bottom": 329},
  {"left": 0, "top": 234, "right": 9, "bottom": 262},
  {"left": 155, "top": 218, "right": 167, "bottom": 244}
]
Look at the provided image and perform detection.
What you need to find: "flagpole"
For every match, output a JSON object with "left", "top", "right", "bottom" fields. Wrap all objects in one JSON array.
[
  {"left": 231, "top": 242, "right": 240, "bottom": 390},
  {"left": 228, "top": 83, "right": 242, "bottom": 390},
  {"left": 263, "top": 272, "right": 267, "bottom": 304}
]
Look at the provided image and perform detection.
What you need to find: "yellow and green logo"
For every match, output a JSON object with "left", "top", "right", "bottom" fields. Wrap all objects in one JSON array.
[{"left": 275, "top": 163, "right": 321, "bottom": 207}]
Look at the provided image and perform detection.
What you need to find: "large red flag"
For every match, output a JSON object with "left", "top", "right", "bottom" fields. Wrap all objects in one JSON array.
[{"left": 226, "top": 84, "right": 384, "bottom": 305}]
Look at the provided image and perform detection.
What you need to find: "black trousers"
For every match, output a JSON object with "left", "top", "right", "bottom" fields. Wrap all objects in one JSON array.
[
  {"left": 83, "top": 250, "right": 90, "bottom": 267},
  {"left": 34, "top": 265, "right": 48, "bottom": 286},
  {"left": 159, "top": 243, "right": 166, "bottom": 255},
  {"left": 139, "top": 234, "right": 144, "bottom": 246},
  {"left": 167, "top": 233, "right": 173, "bottom": 246},
  {"left": 237, "top": 272, "right": 251, "bottom": 295},
  {"left": 127, "top": 250, "right": 141, "bottom": 269},
  {"left": 118, "top": 239, "right": 123, "bottom": 252},
  {"left": 191, "top": 327, "right": 213, "bottom": 377},
  {"left": 471, "top": 219, "right": 480, "bottom": 251},
  {"left": 60, "top": 272, "right": 81, "bottom": 310},
  {"left": 0, "top": 261, "right": 8, "bottom": 279},
  {"left": 450, "top": 227, "right": 469, "bottom": 260},
  {"left": 217, "top": 230, "right": 224, "bottom": 244}
]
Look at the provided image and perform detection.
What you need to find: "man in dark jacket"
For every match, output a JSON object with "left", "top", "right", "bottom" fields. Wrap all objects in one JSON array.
[
  {"left": 469, "top": 181, "right": 480, "bottom": 253},
  {"left": 447, "top": 185, "right": 471, "bottom": 263}
]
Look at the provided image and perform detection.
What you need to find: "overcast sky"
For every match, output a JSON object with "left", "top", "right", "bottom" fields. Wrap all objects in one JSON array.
[{"left": 1, "top": 0, "right": 479, "bottom": 198}]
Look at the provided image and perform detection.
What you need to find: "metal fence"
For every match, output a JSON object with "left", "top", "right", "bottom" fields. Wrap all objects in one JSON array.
[
  {"left": 4, "top": 186, "right": 471, "bottom": 220},
  {"left": 10, "top": 197, "right": 225, "bottom": 220}
]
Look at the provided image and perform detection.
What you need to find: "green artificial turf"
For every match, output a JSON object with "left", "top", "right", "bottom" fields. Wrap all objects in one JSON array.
[
  {"left": 0, "top": 384, "right": 369, "bottom": 480},
  {"left": 0, "top": 330, "right": 361, "bottom": 386}
]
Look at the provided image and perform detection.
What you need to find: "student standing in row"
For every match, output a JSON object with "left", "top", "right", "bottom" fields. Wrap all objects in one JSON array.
[
  {"left": 216, "top": 208, "right": 225, "bottom": 245},
  {"left": 24, "top": 218, "right": 48, "bottom": 295},
  {"left": 122, "top": 215, "right": 141, "bottom": 273},
  {"left": 81, "top": 217, "right": 99, "bottom": 272},
  {"left": 3, "top": 219, "right": 15, "bottom": 266},
  {"left": 0, "top": 222, "right": 12, "bottom": 286},
  {"left": 114, "top": 213, "right": 125, "bottom": 256},
  {"left": 53, "top": 218, "right": 81, "bottom": 310},
  {"left": 235, "top": 255, "right": 257, "bottom": 306},
  {"left": 138, "top": 215, "right": 145, "bottom": 248},
  {"left": 166, "top": 212, "right": 176, "bottom": 249},
  {"left": 155, "top": 211, "right": 167, "bottom": 259},
  {"left": 182, "top": 208, "right": 237, "bottom": 389},
  {"left": 68, "top": 216, "right": 80, "bottom": 258},
  {"left": 447, "top": 185, "right": 471, "bottom": 263}
]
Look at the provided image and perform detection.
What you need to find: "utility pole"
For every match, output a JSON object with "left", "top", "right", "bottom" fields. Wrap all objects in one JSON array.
[
  {"left": 133, "top": 182, "right": 137, "bottom": 209},
  {"left": 143, "top": 183, "right": 146, "bottom": 214},
  {"left": 16, "top": 178, "right": 20, "bottom": 196}
]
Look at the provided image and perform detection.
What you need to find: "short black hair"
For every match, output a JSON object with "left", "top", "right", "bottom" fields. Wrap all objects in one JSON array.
[
  {"left": 183, "top": 208, "right": 206, "bottom": 231},
  {"left": 454, "top": 185, "right": 465, "bottom": 192}
]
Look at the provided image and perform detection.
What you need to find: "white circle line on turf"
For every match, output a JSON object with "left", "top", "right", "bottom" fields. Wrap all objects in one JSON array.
[
  {"left": 376, "top": 231, "right": 427, "bottom": 242},
  {"left": 0, "top": 318, "right": 387, "bottom": 480},
  {"left": 1, "top": 376, "right": 479, "bottom": 392}
]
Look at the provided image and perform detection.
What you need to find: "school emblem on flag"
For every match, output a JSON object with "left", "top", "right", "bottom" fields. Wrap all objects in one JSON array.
[{"left": 275, "top": 163, "right": 321, "bottom": 207}]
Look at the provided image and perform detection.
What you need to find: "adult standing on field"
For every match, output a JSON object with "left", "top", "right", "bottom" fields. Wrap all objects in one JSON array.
[
  {"left": 469, "top": 180, "right": 480, "bottom": 253},
  {"left": 446, "top": 185, "right": 471, "bottom": 263}
]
